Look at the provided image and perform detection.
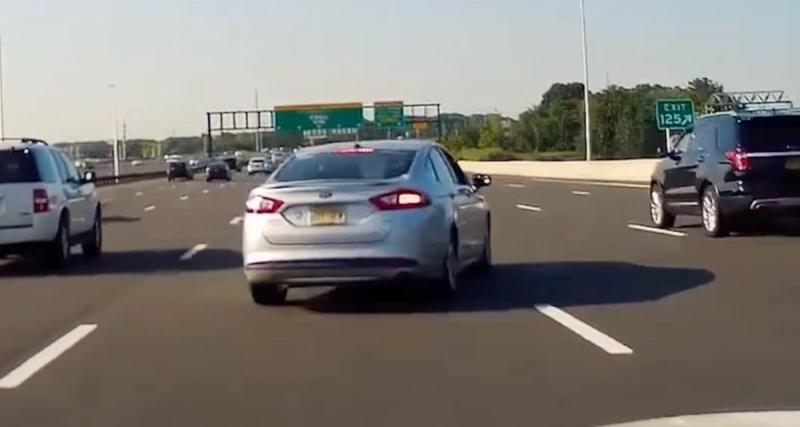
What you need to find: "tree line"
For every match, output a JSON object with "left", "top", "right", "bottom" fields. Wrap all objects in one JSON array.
[{"left": 441, "top": 77, "right": 724, "bottom": 160}]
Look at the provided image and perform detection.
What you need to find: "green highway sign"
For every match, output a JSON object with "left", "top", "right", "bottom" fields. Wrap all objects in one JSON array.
[
  {"left": 275, "top": 103, "right": 364, "bottom": 131},
  {"left": 656, "top": 99, "right": 695, "bottom": 130},
  {"left": 374, "top": 101, "right": 404, "bottom": 128}
]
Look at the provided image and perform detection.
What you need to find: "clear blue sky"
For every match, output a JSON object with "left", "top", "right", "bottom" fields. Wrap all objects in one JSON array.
[{"left": 0, "top": 0, "right": 798, "bottom": 141}]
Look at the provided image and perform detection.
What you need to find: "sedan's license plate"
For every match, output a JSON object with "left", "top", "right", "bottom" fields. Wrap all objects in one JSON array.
[
  {"left": 786, "top": 157, "right": 800, "bottom": 171},
  {"left": 309, "top": 207, "right": 346, "bottom": 226}
]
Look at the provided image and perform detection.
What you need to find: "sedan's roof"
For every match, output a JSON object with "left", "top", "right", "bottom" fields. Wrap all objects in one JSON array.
[{"left": 298, "top": 139, "right": 436, "bottom": 155}]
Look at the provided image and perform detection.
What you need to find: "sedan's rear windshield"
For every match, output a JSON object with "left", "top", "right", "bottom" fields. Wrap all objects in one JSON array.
[
  {"left": 0, "top": 149, "right": 41, "bottom": 183},
  {"left": 274, "top": 149, "right": 416, "bottom": 182},
  {"left": 740, "top": 116, "right": 800, "bottom": 152}
]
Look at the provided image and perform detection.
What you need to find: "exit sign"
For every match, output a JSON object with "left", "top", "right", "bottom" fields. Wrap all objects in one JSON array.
[{"left": 655, "top": 99, "right": 695, "bottom": 130}]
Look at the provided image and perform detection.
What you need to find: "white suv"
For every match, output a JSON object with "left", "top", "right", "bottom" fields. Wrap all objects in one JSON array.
[
  {"left": 0, "top": 139, "right": 102, "bottom": 267},
  {"left": 247, "top": 157, "right": 268, "bottom": 175}
]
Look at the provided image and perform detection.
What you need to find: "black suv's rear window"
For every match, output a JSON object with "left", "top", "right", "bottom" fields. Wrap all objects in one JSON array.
[
  {"left": 0, "top": 149, "right": 41, "bottom": 183},
  {"left": 740, "top": 116, "right": 800, "bottom": 152},
  {"left": 274, "top": 149, "right": 416, "bottom": 182}
]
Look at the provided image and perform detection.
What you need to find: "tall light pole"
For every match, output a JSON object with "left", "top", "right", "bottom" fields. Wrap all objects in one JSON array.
[
  {"left": 579, "top": 0, "right": 592, "bottom": 161},
  {"left": 0, "top": 35, "right": 6, "bottom": 140},
  {"left": 254, "top": 90, "right": 261, "bottom": 152},
  {"left": 109, "top": 84, "right": 120, "bottom": 177}
]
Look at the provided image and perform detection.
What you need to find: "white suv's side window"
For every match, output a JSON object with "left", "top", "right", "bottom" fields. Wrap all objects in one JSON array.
[
  {"left": 34, "top": 150, "right": 60, "bottom": 183},
  {"left": 53, "top": 151, "right": 79, "bottom": 183}
]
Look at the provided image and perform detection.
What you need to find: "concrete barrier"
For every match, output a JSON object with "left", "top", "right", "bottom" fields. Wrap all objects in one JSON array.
[{"left": 459, "top": 159, "right": 659, "bottom": 184}]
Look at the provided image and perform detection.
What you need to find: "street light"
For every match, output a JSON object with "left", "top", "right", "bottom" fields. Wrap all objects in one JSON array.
[
  {"left": 579, "top": 0, "right": 592, "bottom": 161},
  {"left": 0, "top": 35, "right": 6, "bottom": 140},
  {"left": 109, "top": 84, "right": 119, "bottom": 177}
]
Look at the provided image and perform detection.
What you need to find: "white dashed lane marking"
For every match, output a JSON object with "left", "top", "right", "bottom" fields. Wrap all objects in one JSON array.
[
  {"left": 0, "top": 324, "right": 98, "bottom": 389},
  {"left": 144, "top": 205, "right": 156, "bottom": 212},
  {"left": 229, "top": 216, "right": 243, "bottom": 226},
  {"left": 180, "top": 244, "right": 208, "bottom": 261},
  {"left": 180, "top": 195, "right": 189, "bottom": 201},
  {"left": 516, "top": 204, "right": 542, "bottom": 212},
  {"left": 135, "top": 192, "right": 143, "bottom": 197},
  {"left": 536, "top": 305, "right": 633, "bottom": 355},
  {"left": 572, "top": 190, "right": 591, "bottom": 196},
  {"left": 627, "top": 224, "right": 686, "bottom": 237},
  {"left": 202, "top": 189, "right": 209, "bottom": 194},
  {"left": 507, "top": 184, "right": 526, "bottom": 188}
]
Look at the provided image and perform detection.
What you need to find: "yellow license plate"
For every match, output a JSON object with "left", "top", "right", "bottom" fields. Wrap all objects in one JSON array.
[
  {"left": 786, "top": 158, "right": 800, "bottom": 171},
  {"left": 309, "top": 207, "right": 346, "bottom": 226}
]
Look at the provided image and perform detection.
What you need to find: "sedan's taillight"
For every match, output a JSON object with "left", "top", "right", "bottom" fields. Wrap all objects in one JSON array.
[
  {"left": 245, "top": 195, "right": 284, "bottom": 214},
  {"left": 370, "top": 188, "right": 430, "bottom": 210},
  {"left": 33, "top": 188, "right": 49, "bottom": 213},
  {"left": 725, "top": 149, "right": 751, "bottom": 171}
]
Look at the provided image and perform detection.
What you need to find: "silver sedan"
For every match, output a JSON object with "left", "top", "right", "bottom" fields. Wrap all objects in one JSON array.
[{"left": 242, "top": 139, "right": 492, "bottom": 305}]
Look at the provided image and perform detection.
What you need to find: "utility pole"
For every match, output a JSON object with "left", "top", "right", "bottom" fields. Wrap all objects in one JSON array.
[
  {"left": 122, "top": 120, "right": 127, "bottom": 160},
  {"left": 254, "top": 90, "right": 261, "bottom": 152},
  {"left": 0, "top": 35, "right": 6, "bottom": 140},
  {"left": 579, "top": 0, "right": 592, "bottom": 161},
  {"left": 109, "top": 84, "right": 119, "bottom": 178}
]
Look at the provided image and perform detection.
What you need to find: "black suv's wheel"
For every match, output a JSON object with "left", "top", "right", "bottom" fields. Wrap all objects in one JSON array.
[
  {"left": 249, "top": 283, "right": 288, "bottom": 305},
  {"left": 47, "top": 216, "right": 71, "bottom": 268},
  {"left": 82, "top": 209, "right": 102, "bottom": 257},
  {"left": 702, "top": 185, "right": 728, "bottom": 237},
  {"left": 650, "top": 184, "right": 675, "bottom": 228}
]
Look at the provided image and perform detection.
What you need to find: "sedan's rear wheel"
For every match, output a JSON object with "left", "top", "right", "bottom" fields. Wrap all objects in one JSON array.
[
  {"left": 249, "top": 283, "right": 288, "bottom": 305},
  {"left": 436, "top": 239, "right": 459, "bottom": 297},
  {"left": 475, "top": 222, "right": 492, "bottom": 275}
]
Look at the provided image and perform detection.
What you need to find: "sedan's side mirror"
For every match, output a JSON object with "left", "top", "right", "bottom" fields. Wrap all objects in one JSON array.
[
  {"left": 82, "top": 171, "right": 96, "bottom": 183},
  {"left": 472, "top": 174, "right": 492, "bottom": 188}
]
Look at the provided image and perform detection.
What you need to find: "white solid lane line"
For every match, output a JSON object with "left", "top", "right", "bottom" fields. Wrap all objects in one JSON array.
[
  {"left": 229, "top": 216, "right": 243, "bottom": 226},
  {"left": 572, "top": 190, "right": 591, "bottom": 196},
  {"left": 0, "top": 324, "right": 98, "bottom": 389},
  {"left": 180, "top": 195, "right": 189, "bottom": 201},
  {"left": 180, "top": 244, "right": 208, "bottom": 261},
  {"left": 627, "top": 224, "right": 687, "bottom": 237},
  {"left": 516, "top": 204, "right": 542, "bottom": 212},
  {"left": 535, "top": 305, "right": 633, "bottom": 355},
  {"left": 144, "top": 205, "right": 156, "bottom": 212},
  {"left": 507, "top": 183, "right": 526, "bottom": 188}
]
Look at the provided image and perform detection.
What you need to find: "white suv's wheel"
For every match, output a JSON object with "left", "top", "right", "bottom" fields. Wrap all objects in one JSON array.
[
  {"left": 47, "top": 217, "right": 70, "bottom": 268},
  {"left": 82, "top": 210, "right": 102, "bottom": 257}
]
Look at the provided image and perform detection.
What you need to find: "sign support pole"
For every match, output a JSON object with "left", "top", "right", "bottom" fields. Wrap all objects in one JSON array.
[{"left": 665, "top": 128, "right": 671, "bottom": 153}]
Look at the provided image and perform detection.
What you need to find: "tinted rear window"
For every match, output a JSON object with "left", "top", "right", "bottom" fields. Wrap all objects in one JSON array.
[
  {"left": 0, "top": 149, "right": 41, "bottom": 183},
  {"left": 740, "top": 116, "right": 800, "bottom": 152},
  {"left": 274, "top": 149, "right": 416, "bottom": 182}
]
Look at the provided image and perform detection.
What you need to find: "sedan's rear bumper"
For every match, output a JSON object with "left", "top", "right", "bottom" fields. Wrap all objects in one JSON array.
[{"left": 244, "top": 257, "right": 424, "bottom": 285}]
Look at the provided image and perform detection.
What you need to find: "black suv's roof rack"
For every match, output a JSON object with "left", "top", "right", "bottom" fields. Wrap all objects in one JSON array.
[
  {"left": 0, "top": 137, "right": 49, "bottom": 146},
  {"left": 704, "top": 91, "right": 794, "bottom": 114}
]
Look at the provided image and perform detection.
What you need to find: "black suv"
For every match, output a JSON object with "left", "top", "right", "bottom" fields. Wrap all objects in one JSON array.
[
  {"left": 650, "top": 111, "right": 800, "bottom": 237},
  {"left": 167, "top": 161, "right": 194, "bottom": 181}
]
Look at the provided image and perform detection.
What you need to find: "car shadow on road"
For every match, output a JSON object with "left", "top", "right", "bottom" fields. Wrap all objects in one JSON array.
[
  {"left": 0, "top": 249, "right": 242, "bottom": 278},
  {"left": 301, "top": 262, "right": 715, "bottom": 314},
  {"left": 103, "top": 215, "right": 142, "bottom": 223}
]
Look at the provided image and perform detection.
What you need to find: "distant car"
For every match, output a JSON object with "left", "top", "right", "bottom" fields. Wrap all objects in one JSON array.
[
  {"left": 167, "top": 161, "right": 194, "bottom": 181},
  {"left": 650, "top": 107, "right": 800, "bottom": 237},
  {"left": 242, "top": 139, "right": 493, "bottom": 305},
  {"left": 205, "top": 162, "right": 231, "bottom": 182},
  {"left": 247, "top": 157, "right": 268, "bottom": 175},
  {"left": 74, "top": 160, "right": 94, "bottom": 170},
  {"left": 0, "top": 138, "right": 102, "bottom": 267},
  {"left": 220, "top": 156, "right": 240, "bottom": 172}
]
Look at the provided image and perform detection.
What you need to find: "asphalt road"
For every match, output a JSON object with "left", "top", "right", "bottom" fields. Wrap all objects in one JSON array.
[{"left": 1, "top": 173, "right": 800, "bottom": 426}]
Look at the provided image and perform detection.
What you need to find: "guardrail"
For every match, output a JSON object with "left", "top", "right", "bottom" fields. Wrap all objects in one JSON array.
[
  {"left": 94, "top": 171, "right": 166, "bottom": 187},
  {"left": 93, "top": 166, "right": 208, "bottom": 187}
]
